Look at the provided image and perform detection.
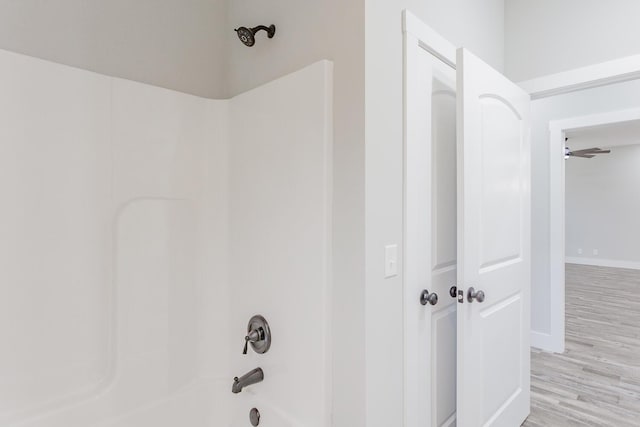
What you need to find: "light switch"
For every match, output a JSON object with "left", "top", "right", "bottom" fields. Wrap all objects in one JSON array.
[{"left": 385, "top": 244, "right": 398, "bottom": 278}]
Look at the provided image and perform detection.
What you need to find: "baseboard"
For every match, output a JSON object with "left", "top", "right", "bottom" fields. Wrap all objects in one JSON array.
[
  {"left": 531, "top": 330, "right": 564, "bottom": 353},
  {"left": 565, "top": 257, "right": 640, "bottom": 270}
]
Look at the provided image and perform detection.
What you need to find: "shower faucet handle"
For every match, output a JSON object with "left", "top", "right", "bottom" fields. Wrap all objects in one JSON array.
[{"left": 243, "top": 329, "right": 262, "bottom": 355}]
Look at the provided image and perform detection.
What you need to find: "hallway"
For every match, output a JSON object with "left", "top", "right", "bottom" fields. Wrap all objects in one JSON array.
[{"left": 523, "top": 264, "right": 640, "bottom": 426}]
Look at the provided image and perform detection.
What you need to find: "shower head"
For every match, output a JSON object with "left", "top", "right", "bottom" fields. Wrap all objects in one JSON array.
[{"left": 234, "top": 25, "right": 276, "bottom": 47}]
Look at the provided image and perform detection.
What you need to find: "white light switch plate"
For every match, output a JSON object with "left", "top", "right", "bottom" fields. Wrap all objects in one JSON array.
[{"left": 385, "top": 244, "right": 398, "bottom": 278}]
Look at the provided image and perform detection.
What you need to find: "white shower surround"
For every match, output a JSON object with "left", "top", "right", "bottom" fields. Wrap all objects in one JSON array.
[{"left": 0, "top": 49, "right": 333, "bottom": 427}]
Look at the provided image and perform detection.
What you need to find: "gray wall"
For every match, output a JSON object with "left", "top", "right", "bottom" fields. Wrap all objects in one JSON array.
[
  {"left": 566, "top": 143, "right": 640, "bottom": 265},
  {"left": 0, "top": 0, "right": 228, "bottom": 98},
  {"left": 530, "top": 79, "right": 640, "bottom": 334},
  {"left": 505, "top": 0, "right": 640, "bottom": 82}
]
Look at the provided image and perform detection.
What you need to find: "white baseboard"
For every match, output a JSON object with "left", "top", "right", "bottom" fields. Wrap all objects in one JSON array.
[
  {"left": 565, "top": 257, "right": 640, "bottom": 270},
  {"left": 531, "top": 330, "right": 564, "bottom": 353},
  {"left": 530, "top": 330, "right": 549, "bottom": 350}
]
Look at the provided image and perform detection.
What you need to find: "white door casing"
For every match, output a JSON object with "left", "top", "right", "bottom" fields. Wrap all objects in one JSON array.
[{"left": 456, "top": 48, "right": 531, "bottom": 427}]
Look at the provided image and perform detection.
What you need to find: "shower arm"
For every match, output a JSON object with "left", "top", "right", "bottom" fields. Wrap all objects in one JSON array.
[
  {"left": 251, "top": 25, "right": 272, "bottom": 34},
  {"left": 251, "top": 25, "right": 276, "bottom": 39}
]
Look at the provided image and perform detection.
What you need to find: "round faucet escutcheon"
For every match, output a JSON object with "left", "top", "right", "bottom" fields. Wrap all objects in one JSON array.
[{"left": 243, "top": 315, "right": 271, "bottom": 354}]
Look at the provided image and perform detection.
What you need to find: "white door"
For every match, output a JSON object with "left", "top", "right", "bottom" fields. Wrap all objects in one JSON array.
[
  {"left": 456, "top": 48, "right": 531, "bottom": 427},
  {"left": 429, "top": 58, "right": 458, "bottom": 427},
  {"left": 404, "top": 32, "right": 458, "bottom": 426}
]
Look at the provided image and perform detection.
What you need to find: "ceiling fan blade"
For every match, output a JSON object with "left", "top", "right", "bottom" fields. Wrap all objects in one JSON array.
[
  {"left": 568, "top": 147, "right": 611, "bottom": 157},
  {"left": 569, "top": 153, "right": 595, "bottom": 158},
  {"left": 570, "top": 148, "right": 605, "bottom": 155}
]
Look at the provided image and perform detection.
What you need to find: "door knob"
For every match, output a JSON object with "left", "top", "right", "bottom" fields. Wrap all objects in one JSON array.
[
  {"left": 420, "top": 289, "right": 438, "bottom": 306},
  {"left": 467, "top": 287, "right": 485, "bottom": 303}
]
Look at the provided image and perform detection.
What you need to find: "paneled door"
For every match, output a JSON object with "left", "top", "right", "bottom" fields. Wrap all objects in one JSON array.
[
  {"left": 456, "top": 48, "right": 531, "bottom": 427},
  {"left": 403, "top": 26, "right": 458, "bottom": 427},
  {"left": 428, "top": 56, "right": 458, "bottom": 427}
]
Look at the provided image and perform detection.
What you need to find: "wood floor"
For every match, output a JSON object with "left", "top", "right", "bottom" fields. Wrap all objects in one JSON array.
[{"left": 522, "top": 264, "right": 640, "bottom": 426}]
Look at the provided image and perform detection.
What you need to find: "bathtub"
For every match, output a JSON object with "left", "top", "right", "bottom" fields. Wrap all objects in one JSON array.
[
  {"left": 96, "top": 380, "right": 302, "bottom": 427},
  {"left": 94, "top": 380, "right": 226, "bottom": 427},
  {"left": 10, "top": 379, "right": 300, "bottom": 427}
]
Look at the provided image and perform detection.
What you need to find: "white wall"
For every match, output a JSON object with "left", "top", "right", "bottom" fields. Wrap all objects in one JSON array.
[
  {"left": 0, "top": 2, "right": 513, "bottom": 425},
  {"left": 226, "top": 2, "right": 366, "bottom": 426},
  {"left": 1, "top": 0, "right": 364, "bottom": 422},
  {"left": 505, "top": 0, "right": 640, "bottom": 82},
  {"left": 530, "top": 79, "right": 640, "bottom": 335},
  {"left": 364, "top": 2, "right": 504, "bottom": 426},
  {"left": 228, "top": 62, "right": 333, "bottom": 427},
  {"left": 0, "top": 50, "right": 113, "bottom": 423},
  {"left": 0, "top": 49, "right": 229, "bottom": 426},
  {"left": 226, "top": 2, "right": 506, "bottom": 424},
  {"left": 0, "top": 48, "right": 335, "bottom": 427},
  {"left": 566, "top": 143, "right": 640, "bottom": 268},
  {"left": 0, "top": 0, "right": 229, "bottom": 98},
  {"left": 228, "top": 2, "right": 506, "bottom": 425}
]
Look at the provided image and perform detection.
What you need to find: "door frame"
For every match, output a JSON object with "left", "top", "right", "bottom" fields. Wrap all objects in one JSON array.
[
  {"left": 402, "top": 9, "right": 456, "bottom": 426},
  {"left": 517, "top": 55, "right": 640, "bottom": 353},
  {"left": 518, "top": 54, "right": 640, "bottom": 100},
  {"left": 544, "top": 107, "right": 640, "bottom": 353}
]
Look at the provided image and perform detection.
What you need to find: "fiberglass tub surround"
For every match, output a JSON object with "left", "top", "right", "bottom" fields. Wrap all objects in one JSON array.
[{"left": 0, "top": 49, "right": 333, "bottom": 427}]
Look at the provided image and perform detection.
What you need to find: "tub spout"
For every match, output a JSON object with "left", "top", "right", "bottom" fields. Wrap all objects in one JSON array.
[{"left": 232, "top": 367, "right": 264, "bottom": 394}]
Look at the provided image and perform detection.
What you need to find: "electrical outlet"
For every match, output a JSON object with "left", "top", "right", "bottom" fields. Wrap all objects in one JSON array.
[
  {"left": 577, "top": 248, "right": 583, "bottom": 255},
  {"left": 593, "top": 249, "right": 599, "bottom": 256}
]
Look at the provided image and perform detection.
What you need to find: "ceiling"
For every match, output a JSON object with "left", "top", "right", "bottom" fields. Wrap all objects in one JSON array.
[{"left": 565, "top": 119, "right": 640, "bottom": 150}]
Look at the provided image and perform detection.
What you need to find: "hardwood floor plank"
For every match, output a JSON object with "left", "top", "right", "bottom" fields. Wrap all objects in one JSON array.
[{"left": 522, "top": 264, "right": 640, "bottom": 426}]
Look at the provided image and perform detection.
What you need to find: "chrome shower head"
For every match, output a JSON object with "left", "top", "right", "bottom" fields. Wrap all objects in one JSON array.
[{"left": 234, "top": 25, "right": 276, "bottom": 47}]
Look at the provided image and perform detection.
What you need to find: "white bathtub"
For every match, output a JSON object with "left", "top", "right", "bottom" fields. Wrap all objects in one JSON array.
[
  {"left": 101, "top": 380, "right": 308, "bottom": 427},
  {"left": 94, "top": 380, "right": 226, "bottom": 427},
  {"left": 96, "top": 380, "right": 302, "bottom": 427},
  {"left": 11, "top": 379, "right": 300, "bottom": 427}
]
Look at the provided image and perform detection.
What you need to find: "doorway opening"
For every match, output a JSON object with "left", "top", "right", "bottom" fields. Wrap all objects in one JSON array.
[
  {"left": 546, "top": 108, "right": 640, "bottom": 353},
  {"left": 404, "top": 11, "right": 531, "bottom": 427},
  {"left": 527, "top": 115, "right": 640, "bottom": 425}
]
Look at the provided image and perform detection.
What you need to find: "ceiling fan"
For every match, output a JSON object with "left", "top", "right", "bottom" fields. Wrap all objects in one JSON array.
[{"left": 564, "top": 138, "right": 611, "bottom": 159}]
